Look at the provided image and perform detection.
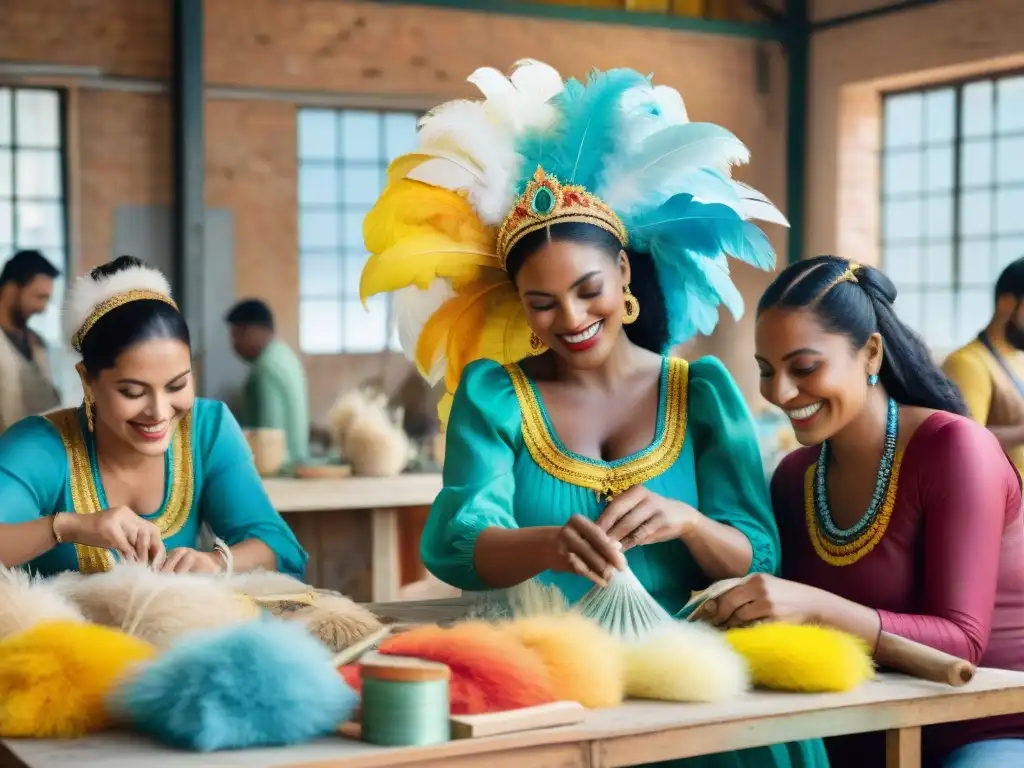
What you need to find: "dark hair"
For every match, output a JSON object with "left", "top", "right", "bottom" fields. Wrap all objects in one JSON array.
[
  {"left": 0, "top": 249, "right": 60, "bottom": 288},
  {"left": 225, "top": 298, "right": 274, "bottom": 330},
  {"left": 504, "top": 222, "right": 669, "bottom": 354},
  {"left": 995, "top": 257, "right": 1024, "bottom": 300},
  {"left": 79, "top": 256, "right": 191, "bottom": 376},
  {"left": 757, "top": 255, "right": 968, "bottom": 416}
]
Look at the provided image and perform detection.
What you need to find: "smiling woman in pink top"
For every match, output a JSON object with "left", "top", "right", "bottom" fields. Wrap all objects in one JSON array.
[{"left": 707, "top": 255, "right": 1024, "bottom": 768}]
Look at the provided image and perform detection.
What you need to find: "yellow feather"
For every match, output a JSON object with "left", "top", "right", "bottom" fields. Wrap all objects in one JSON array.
[
  {"left": 725, "top": 623, "right": 875, "bottom": 693},
  {"left": 500, "top": 614, "right": 624, "bottom": 709},
  {"left": 359, "top": 234, "right": 500, "bottom": 304},
  {"left": 0, "top": 620, "right": 157, "bottom": 738},
  {"left": 623, "top": 623, "right": 750, "bottom": 703}
]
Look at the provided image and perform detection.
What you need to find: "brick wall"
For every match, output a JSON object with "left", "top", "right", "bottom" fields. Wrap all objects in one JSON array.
[
  {"left": 3, "top": 0, "right": 788, "bottom": 422},
  {"left": 807, "top": 0, "right": 1024, "bottom": 265}
]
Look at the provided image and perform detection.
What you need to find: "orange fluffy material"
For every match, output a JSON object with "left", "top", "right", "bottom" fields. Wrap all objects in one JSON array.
[
  {"left": 0, "top": 620, "right": 157, "bottom": 738},
  {"left": 342, "top": 621, "right": 558, "bottom": 714},
  {"left": 725, "top": 622, "right": 875, "bottom": 693},
  {"left": 499, "top": 614, "right": 624, "bottom": 708}
]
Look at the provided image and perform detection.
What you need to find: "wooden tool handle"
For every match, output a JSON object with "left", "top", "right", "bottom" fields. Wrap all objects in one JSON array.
[
  {"left": 449, "top": 701, "right": 586, "bottom": 739},
  {"left": 875, "top": 631, "right": 975, "bottom": 687}
]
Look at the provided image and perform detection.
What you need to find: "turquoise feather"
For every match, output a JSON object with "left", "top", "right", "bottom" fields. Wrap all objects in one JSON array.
[
  {"left": 628, "top": 194, "right": 777, "bottom": 345},
  {"left": 515, "top": 68, "right": 647, "bottom": 192}
]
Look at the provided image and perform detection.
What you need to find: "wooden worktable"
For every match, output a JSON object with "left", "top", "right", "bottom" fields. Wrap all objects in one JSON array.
[
  {"left": 4, "top": 669, "right": 1024, "bottom": 768},
  {"left": 266, "top": 474, "right": 442, "bottom": 602}
]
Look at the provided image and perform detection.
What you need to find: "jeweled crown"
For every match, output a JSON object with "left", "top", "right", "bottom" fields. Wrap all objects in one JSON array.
[{"left": 497, "top": 166, "right": 629, "bottom": 269}]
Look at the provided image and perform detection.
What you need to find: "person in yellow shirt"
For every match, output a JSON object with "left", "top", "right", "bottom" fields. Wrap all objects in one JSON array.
[{"left": 943, "top": 258, "right": 1024, "bottom": 471}]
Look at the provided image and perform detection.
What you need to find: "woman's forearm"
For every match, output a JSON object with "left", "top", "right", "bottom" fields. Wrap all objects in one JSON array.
[
  {"left": 0, "top": 516, "right": 62, "bottom": 567},
  {"left": 809, "top": 587, "right": 883, "bottom": 651},
  {"left": 681, "top": 514, "right": 754, "bottom": 581},
  {"left": 225, "top": 538, "right": 279, "bottom": 573},
  {"left": 472, "top": 526, "right": 558, "bottom": 588}
]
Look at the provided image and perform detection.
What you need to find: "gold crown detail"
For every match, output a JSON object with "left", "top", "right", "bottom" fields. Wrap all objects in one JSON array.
[{"left": 497, "top": 167, "right": 629, "bottom": 269}]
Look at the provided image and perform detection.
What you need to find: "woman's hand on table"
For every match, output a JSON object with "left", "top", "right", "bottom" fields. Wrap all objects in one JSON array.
[
  {"left": 546, "top": 515, "right": 626, "bottom": 587},
  {"left": 596, "top": 486, "right": 700, "bottom": 551},
  {"left": 160, "top": 547, "right": 224, "bottom": 574},
  {"left": 55, "top": 506, "right": 166, "bottom": 567},
  {"left": 707, "top": 573, "right": 823, "bottom": 629}
]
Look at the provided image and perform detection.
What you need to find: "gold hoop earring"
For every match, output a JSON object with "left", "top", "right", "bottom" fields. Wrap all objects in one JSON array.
[
  {"left": 622, "top": 285, "right": 640, "bottom": 325},
  {"left": 529, "top": 331, "right": 546, "bottom": 354}
]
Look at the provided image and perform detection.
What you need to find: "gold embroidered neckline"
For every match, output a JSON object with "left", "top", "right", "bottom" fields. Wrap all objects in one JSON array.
[
  {"left": 45, "top": 408, "right": 195, "bottom": 574},
  {"left": 506, "top": 357, "right": 689, "bottom": 499}
]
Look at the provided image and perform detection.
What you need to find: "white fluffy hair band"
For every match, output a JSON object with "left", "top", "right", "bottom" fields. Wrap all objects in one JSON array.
[{"left": 65, "top": 262, "right": 177, "bottom": 352}]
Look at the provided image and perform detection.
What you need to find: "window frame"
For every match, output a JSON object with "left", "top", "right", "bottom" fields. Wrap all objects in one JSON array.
[
  {"left": 296, "top": 106, "right": 421, "bottom": 356},
  {"left": 0, "top": 85, "right": 70, "bottom": 347},
  {"left": 880, "top": 68, "right": 1024, "bottom": 353}
]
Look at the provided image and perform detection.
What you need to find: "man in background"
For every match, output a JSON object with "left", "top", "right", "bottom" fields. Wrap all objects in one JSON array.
[
  {"left": 226, "top": 299, "right": 310, "bottom": 467},
  {"left": 943, "top": 257, "right": 1024, "bottom": 472},
  {"left": 0, "top": 250, "right": 61, "bottom": 431}
]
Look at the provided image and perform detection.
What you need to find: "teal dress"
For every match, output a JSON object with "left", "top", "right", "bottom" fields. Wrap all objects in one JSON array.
[
  {"left": 0, "top": 398, "right": 307, "bottom": 578},
  {"left": 424, "top": 356, "right": 829, "bottom": 768}
]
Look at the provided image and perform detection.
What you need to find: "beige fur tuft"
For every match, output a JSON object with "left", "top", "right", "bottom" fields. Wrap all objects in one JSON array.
[
  {"left": 0, "top": 567, "right": 84, "bottom": 641},
  {"left": 57, "top": 563, "right": 254, "bottom": 651}
]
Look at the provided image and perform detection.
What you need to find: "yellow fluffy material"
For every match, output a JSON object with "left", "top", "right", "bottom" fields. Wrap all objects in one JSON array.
[
  {"left": 501, "top": 614, "right": 624, "bottom": 708},
  {"left": 725, "top": 623, "right": 875, "bottom": 693},
  {"left": 623, "top": 622, "right": 750, "bottom": 703},
  {"left": 56, "top": 563, "right": 256, "bottom": 651},
  {"left": 0, "top": 620, "right": 157, "bottom": 737}
]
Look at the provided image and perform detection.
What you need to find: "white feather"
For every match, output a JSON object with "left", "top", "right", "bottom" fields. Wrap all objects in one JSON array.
[
  {"left": 600, "top": 123, "right": 751, "bottom": 216},
  {"left": 468, "top": 59, "right": 563, "bottom": 132},
  {"left": 732, "top": 181, "right": 790, "bottom": 227},
  {"left": 64, "top": 263, "right": 173, "bottom": 347},
  {"left": 392, "top": 280, "right": 454, "bottom": 386},
  {"left": 411, "top": 100, "right": 520, "bottom": 226},
  {"left": 618, "top": 82, "right": 689, "bottom": 147}
]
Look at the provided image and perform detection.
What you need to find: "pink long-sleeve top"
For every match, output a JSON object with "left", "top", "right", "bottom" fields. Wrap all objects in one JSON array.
[{"left": 773, "top": 411, "right": 1024, "bottom": 766}]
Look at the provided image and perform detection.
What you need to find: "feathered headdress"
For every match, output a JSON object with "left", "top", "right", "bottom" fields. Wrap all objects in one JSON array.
[
  {"left": 359, "top": 60, "right": 787, "bottom": 426},
  {"left": 65, "top": 260, "right": 177, "bottom": 352}
]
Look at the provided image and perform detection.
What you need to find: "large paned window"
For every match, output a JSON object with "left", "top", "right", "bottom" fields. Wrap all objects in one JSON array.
[
  {"left": 297, "top": 108, "right": 418, "bottom": 354},
  {"left": 881, "top": 73, "right": 1024, "bottom": 351}
]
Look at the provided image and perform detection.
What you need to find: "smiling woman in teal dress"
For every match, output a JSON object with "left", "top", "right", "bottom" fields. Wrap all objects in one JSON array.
[
  {"left": 359, "top": 60, "right": 829, "bottom": 768},
  {"left": 0, "top": 255, "right": 306, "bottom": 578}
]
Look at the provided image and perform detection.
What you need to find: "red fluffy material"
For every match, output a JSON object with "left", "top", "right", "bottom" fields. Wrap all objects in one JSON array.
[{"left": 338, "top": 622, "right": 557, "bottom": 715}]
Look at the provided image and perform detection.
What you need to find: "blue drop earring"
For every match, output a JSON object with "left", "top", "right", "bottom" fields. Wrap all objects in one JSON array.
[{"left": 868, "top": 374, "right": 879, "bottom": 386}]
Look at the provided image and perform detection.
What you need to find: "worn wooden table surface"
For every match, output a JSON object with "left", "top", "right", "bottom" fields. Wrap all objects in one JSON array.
[{"left": 4, "top": 669, "right": 1024, "bottom": 768}]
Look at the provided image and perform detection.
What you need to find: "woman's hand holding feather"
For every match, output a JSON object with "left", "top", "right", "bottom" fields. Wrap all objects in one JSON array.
[
  {"left": 547, "top": 515, "right": 626, "bottom": 588},
  {"left": 57, "top": 506, "right": 165, "bottom": 567},
  {"left": 597, "top": 486, "right": 700, "bottom": 551},
  {"left": 159, "top": 547, "right": 223, "bottom": 574},
  {"left": 707, "top": 573, "right": 823, "bottom": 629}
]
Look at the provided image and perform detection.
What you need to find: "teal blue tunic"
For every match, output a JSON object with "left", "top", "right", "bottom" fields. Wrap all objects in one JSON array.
[
  {"left": 424, "top": 356, "right": 829, "bottom": 768},
  {"left": 0, "top": 397, "right": 307, "bottom": 578}
]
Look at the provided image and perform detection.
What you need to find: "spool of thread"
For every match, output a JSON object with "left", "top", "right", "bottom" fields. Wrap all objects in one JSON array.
[{"left": 359, "top": 654, "right": 452, "bottom": 747}]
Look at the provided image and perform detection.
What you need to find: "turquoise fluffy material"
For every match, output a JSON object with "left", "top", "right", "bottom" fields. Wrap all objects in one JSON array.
[
  {"left": 516, "top": 68, "right": 647, "bottom": 191},
  {"left": 627, "top": 193, "right": 776, "bottom": 346},
  {"left": 111, "top": 619, "right": 358, "bottom": 751}
]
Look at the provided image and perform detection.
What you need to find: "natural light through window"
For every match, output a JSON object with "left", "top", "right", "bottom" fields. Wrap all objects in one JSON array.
[
  {"left": 882, "top": 74, "right": 1024, "bottom": 351},
  {"left": 0, "top": 87, "right": 66, "bottom": 346},
  {"left": 296, "top": 108, "right": 418, "bottom": 354}
]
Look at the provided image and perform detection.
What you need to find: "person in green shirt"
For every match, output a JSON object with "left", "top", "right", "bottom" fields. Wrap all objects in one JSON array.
[{"left": 226, "top": 299, "right": 310, "bottom": 467}]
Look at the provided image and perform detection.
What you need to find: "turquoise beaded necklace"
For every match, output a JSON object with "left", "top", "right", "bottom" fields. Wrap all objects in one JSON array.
[{"left": 813, "top": 397, "right": 899, "bottom": 545}]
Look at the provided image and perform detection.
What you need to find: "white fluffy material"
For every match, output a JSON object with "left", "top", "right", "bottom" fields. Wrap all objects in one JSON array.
[
  {"left": 64, "top": 263, "right": 173, "bottom": 346},
  {"left": 56, "top": 562, "right": 255, "bottom": 651},
  {"left": 0, "top": 566, "right": 84, "bottom": 641}
]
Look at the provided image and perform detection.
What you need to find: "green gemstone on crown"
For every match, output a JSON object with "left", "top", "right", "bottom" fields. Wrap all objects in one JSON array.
[{"left": 531, "top": 186, "right": 556, "bottom": 215}]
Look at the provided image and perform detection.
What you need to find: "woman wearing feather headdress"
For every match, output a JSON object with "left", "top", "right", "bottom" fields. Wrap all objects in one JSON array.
[
  {"left": 360, "top": 62, "right": 828, "bottom": 767},
  {"left": 0, "top": 256, "right": 306, "bottom": 579}
]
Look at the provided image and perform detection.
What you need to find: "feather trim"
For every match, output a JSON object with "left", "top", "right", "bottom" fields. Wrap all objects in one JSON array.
[{"left": 64, "top": 264, "right": 172, "bottom": 346}]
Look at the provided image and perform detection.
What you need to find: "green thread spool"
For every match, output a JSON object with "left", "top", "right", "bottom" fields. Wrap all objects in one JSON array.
[{"left": 360, "top": 655, "right": 452, "bottom": 747}]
